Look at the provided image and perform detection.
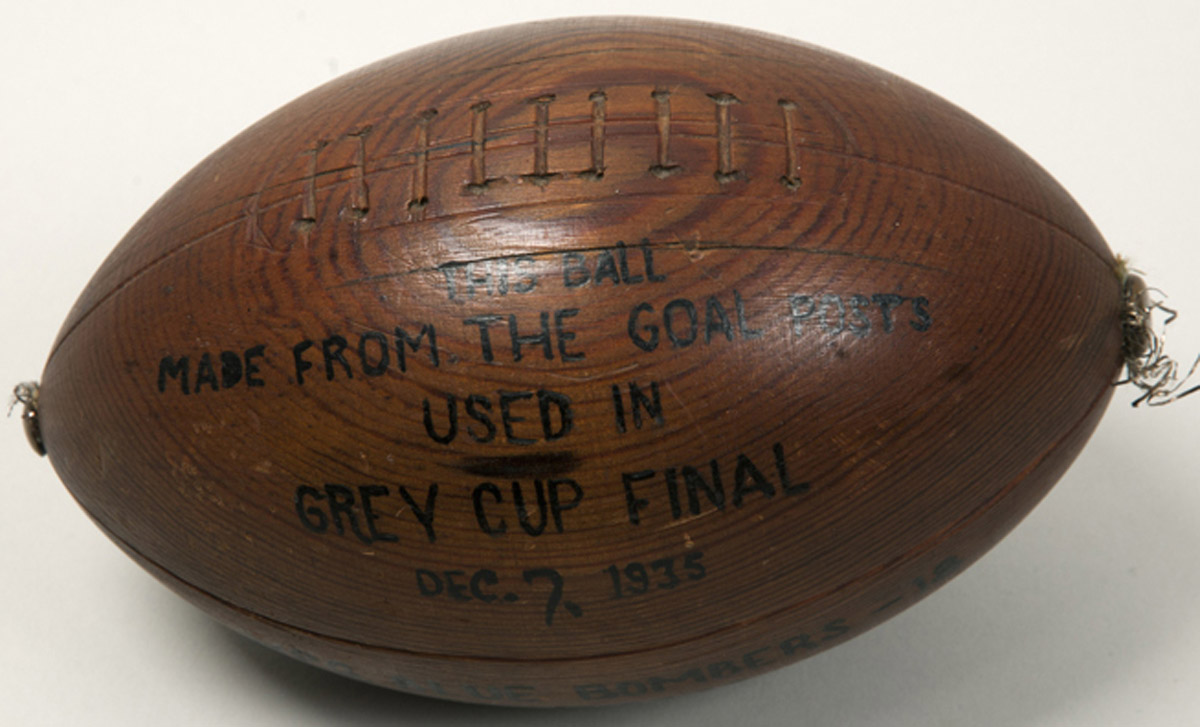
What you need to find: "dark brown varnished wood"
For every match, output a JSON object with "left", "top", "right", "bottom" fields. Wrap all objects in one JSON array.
[{"left": 36, "top": 17, "right": 1124, "bottom": 706}]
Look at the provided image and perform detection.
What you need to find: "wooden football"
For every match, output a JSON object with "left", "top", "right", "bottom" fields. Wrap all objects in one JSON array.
[{"left": 34, "top": 17, "right": 1124, "bottom": 706}]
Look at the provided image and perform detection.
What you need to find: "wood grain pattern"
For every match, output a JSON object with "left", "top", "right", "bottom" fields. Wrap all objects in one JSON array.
[{"left": 37, "top": 17, "right": 1124, "bottom": 706}]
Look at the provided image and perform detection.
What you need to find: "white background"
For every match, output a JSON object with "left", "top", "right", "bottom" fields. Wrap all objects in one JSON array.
[{"left": 2, "top": 1, "right": 1198, "bottom": 724}]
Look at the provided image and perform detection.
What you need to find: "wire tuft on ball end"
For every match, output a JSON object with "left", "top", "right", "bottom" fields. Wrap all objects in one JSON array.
[
  {"left": 1115, "top": 256, "right": 1199, "bottom": 407},
  {"left": 10, "top": 381, "right": 45, "bottom": 456}
]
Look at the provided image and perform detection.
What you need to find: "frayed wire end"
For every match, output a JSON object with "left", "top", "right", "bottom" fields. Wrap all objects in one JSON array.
[
  {"left": 1115, "top": 256, "right": 1199, "bottom": 407},
  {"left": 10, "top": 381, "right": 45, "bottom": 456}
]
